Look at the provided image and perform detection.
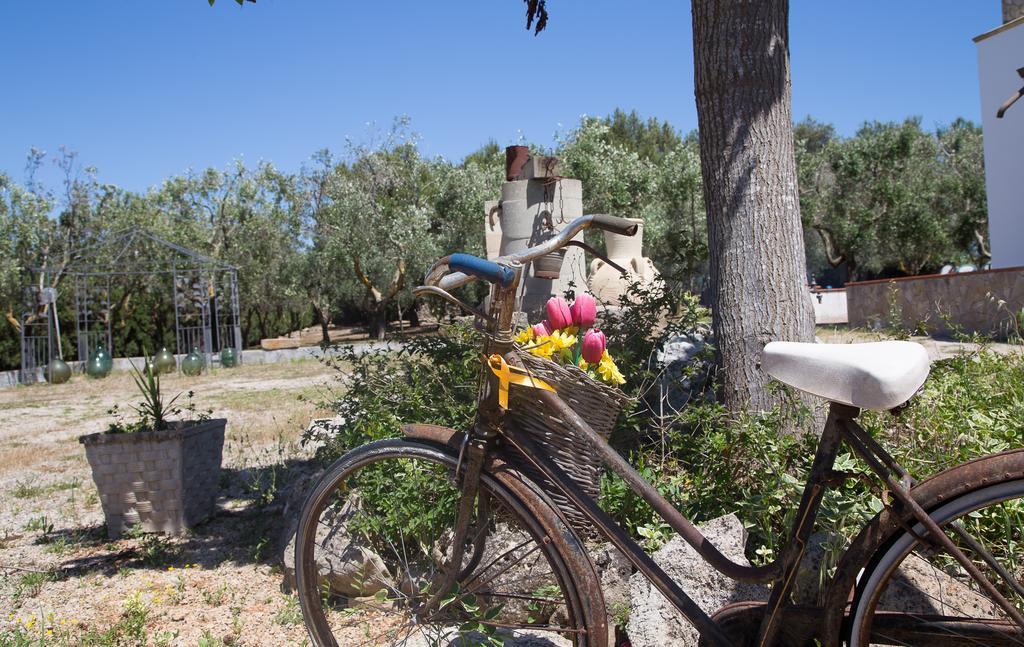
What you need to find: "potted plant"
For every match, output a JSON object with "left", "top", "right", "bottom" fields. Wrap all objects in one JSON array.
[{"left": 79, "top": 354, "right": 226, "bottom": 539}]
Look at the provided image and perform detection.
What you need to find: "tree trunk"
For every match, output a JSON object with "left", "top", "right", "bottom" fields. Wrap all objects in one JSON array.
[
  {"left": 691, "top": 0, "right": 815, "bottom": 415},
  {"left": 368, "top": 307, "right": 387, "bottom": 340},
  {"left": 311, "top": 303, "right": 331, "bottom": 347}
]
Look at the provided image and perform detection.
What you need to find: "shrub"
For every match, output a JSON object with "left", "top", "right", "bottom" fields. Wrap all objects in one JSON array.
[{"left": 303, "top": 324, "right": 480, "bottom": 463}]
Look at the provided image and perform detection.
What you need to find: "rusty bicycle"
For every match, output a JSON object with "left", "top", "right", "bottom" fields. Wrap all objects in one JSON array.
[{"left": 296, "top": 213, "right": 1024, "bottom": 646}]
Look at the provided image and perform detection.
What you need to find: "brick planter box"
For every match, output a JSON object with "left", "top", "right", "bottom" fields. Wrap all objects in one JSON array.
[{"left": 79, "top": 418, "right": 226, "bottom": 538}]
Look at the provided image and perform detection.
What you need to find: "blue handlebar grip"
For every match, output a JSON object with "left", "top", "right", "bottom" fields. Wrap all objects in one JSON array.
[{"left": 449, "top": 253, "right": 515, "bottom": 287}]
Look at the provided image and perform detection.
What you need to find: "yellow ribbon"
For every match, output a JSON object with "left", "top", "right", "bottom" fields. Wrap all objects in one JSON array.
[{"left": 486, "top": 354, "right": 555, "bottom": 409}]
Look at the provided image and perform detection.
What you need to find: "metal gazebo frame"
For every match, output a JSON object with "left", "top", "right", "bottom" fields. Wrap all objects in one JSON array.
[{"left": 20, "top": 228, "right": 242, "bottom": 383}]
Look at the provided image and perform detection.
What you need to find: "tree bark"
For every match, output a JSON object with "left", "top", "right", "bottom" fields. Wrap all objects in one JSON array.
[
  {"left": 691, "top": 0, "right": 816, "bottom": 415},
  {"left": 311, "top": 302, "right": 331, "bottom": 347}
]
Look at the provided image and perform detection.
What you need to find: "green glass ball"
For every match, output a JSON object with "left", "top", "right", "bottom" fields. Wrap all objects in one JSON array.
[
  {"left": 181, "top": 349, "right": 204, "bottom": 376},
  {"left": 154, "top": 347, "right": 176, "bottom": 374},
  {"left": 86, "top": 356, "right": 109, "bottom": 378},
  {"left": 90, "top": 345, "right": 113, "bottom": 377},
  {"left": 220, "top": 346, "right": 238, "bottom": 368},
  {"left": 47, "top": 358, "right": 71, "bottom": 384}
]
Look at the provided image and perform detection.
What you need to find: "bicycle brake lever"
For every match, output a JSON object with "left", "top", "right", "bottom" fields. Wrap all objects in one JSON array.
[
  {"left": 413, "top": 285, "right": 495, "bottom": 323},
  {"left": 564, "top": 240, "right": 629, "bottom": 276}
]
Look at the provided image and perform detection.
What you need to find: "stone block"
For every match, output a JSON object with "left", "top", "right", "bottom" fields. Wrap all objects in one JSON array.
[{"left": 515, "top": 155, "right": 561, "bottom": 180}]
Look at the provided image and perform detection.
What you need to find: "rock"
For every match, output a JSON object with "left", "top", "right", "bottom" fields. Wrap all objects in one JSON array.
[
  {"left": 651, "top": 332, "right": 713, "bottom": 413},
  {"left": 875, "top": 552, "right": 1000, "bottom": 618},
  {"left": 626, "top": 513, "right": 768, "bottom": 647},
  {"left": 792, "top": 531, "right": 1000, "bottom": 619},
  {"left": 792, "top": 531, "right": 847, "bottom": 606},
  {"left": 280, "top": 487, "right": 393, "bottom": 597},
  {"left": 403, "top": 627, "right": 572, "bottom": 647},
  {"left": 592, "top": 542, "right": 632, "bottom": 621},
  {"left": 314, "top": 527, "right": 392, "bottom": 597}
]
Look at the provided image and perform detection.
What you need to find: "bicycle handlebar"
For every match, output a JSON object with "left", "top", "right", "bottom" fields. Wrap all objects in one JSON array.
[
  {"left": 448, "top": 253, "right": 516, "bottom": 287},
  {"left": 423, "top": 214, "right": 638, "bottom": 291}
]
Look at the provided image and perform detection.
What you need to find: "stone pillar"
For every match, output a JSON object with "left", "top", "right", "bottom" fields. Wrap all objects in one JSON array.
[{"left": 497, "top": 165, "right": 586, "bottom": 317}]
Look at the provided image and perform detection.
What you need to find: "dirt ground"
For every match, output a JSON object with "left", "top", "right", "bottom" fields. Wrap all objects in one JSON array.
[{"left": 0, "top": 358, "right": 339, "bottom": 646}]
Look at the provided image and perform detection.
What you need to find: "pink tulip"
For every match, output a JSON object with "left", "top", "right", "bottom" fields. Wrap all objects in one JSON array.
[
  {"left": 581, "top": 329, "right": 606, "bottom": 364},
  {"left": 570, "top": 294, "right": 597, "bottom": 329},
  {"left": 546, "top": 297, "right": 572, "bottom": 330},
  {"left": 532, "top": 320, "right": 553, "bottom": 337}
]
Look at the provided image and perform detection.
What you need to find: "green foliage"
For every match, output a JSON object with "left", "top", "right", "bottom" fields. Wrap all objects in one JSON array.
[
  {"left": 301, "top": 325, "right": 479, "bottom": 559},
  {"left": 304, "top": 323, "right": 480, "bottom": 462},
  {"left": 798, "top": 117, "right": 988, "bottom": 281},
  {"left": 107, "top": 360, "right": 210, "bottom": 433},
  {"left": 124, "top": 356, "right": 180, "bottom": 432}
]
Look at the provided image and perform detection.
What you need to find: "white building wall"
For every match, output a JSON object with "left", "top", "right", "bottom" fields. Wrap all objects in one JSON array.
[{"left": 976, "top": 20, "right": 1024, "bottom": 269}]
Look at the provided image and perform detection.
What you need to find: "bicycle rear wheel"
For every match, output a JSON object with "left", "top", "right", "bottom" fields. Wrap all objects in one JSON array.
[
  {"left": 295, "top": 438, "right": 604, "bottom": 647},
  {"left": 849, "top": 478, "right": 1024, "bottom": 646}
]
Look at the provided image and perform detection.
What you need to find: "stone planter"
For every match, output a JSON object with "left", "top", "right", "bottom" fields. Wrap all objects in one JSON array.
[{"left": 79, "top": 418, "right": 226, "bottom": 538}]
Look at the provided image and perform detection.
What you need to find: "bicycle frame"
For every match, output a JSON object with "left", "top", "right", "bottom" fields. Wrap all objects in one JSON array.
[{"left": 417, "top": 218, "right": 1024, "bottom": 646}]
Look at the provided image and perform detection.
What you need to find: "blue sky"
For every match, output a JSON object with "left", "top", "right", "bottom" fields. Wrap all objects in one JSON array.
[{"left": 0, "top": 1, "right": 1000, "bottom": 193}]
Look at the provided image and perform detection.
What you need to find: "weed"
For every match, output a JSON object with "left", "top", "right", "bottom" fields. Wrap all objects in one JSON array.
[
  {"left": 274, "top": 595, "right": 303, "bottom": 626},
  {"left": 22, "top": 516, "right": 52, "bottom": 535},
  {"left": 74, "top": 592, "right": 150, "bottom": 645},
  {"left": 201, "top": 584, "right": 229, "bottom": 606},
  {"left": 198, "top": 629, "right": 226, "bottom": 647},
  {"left": 42, "top": 536, "right": 69, "bottom": 556},
  {"left": 125, "top": 527, "right": 180, "bottom": 567},
  {"left": 12, "top": 570, "right": 52, "bottom": 603},
  {"left": 152, "top": 630, "right": 179, "bottom": 647}
]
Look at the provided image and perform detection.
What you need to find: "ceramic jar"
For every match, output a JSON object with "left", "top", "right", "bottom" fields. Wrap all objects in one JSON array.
[{"left": 589, "top": 218, "right": 660, "bottom": 306}]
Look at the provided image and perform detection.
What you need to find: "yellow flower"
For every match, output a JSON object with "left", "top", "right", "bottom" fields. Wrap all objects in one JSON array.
[
  {"left": 527, "top": 335, "right": 555, "bottom": 359},
  {"left": 563, "top": 325, "right": 580, "bottom": 336},
  {"left": 547, "top": 330, "right": 577, "bottom": 351},
  {"left": 598, "top": 353, "right": 626, "bottom": 385},
  {"left": 577, "top": 357, "right": 588, "bottom": 370},
  {"left": 514, "top": 327, "right": 534, "bottom": 345}
]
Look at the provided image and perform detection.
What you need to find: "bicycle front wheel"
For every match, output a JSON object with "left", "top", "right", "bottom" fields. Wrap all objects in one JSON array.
[
  {"left": 295, "top": 438, "right": 603, "bottom": 647},
  {"left": 849, "top": 478, "right": 1024, "bottom": 646}
]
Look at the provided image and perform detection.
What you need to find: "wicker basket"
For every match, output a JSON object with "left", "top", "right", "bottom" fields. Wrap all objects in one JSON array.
[{"left": 505, "top": 348, "right": 630, "bottom": 534}]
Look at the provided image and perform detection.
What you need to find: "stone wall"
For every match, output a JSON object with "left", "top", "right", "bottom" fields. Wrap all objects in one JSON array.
[{"left": 846, "top": 267, "right": 1024, "bottom": 338}]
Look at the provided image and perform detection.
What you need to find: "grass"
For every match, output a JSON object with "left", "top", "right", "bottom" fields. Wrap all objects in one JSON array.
[
  {"left": 11, "top": 479, "right": 81, "bottom": 500},
  {"left": 1, "top": 594, "right": 149, "bottom": 647},
  {"left": 11, "top": 570, "right": 53, "bottom": 604}
]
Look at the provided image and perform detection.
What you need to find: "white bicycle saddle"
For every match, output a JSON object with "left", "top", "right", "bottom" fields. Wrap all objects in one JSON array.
[{"left": 761, "top": 341, "right": 931, "bottom": 411}]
